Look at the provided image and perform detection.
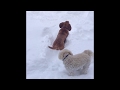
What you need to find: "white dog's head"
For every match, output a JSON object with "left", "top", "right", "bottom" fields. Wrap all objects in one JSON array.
[
  {"left": 83, "top": 50, "right": 94, "bottom": 57},
  {"left": 58, "top": 49, "right": 73, "bottom": 60}
]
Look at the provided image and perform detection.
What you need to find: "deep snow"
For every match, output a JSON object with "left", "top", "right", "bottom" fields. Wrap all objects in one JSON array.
[{"left": 26, "top": 11, "right": 94, "bottom": 79}]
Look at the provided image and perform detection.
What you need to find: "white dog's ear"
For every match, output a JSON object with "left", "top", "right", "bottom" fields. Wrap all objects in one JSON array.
[
  {"left": 58, "top": 51, "right": 64, "bottom": 60},
  {"left": 63, "top": 49, "right": 73, "bottom": 56},
  {"left": 68, "top": 51, "right": 73, "bottom": 55},
  {"left": 58, "top": 49, "right": 73, "bottom": 60}
]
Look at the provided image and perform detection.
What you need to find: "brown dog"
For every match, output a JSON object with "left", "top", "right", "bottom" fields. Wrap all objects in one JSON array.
[{"left": 48, "top": 21, "right": 71, "bottom": 50}]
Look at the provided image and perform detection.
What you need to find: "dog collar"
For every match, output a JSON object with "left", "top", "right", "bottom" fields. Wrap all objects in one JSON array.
[{"left": 63, "top": 54, "right": 69, "bottom": 61}]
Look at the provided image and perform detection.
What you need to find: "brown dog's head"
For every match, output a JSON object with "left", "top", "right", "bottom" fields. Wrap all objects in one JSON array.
[{"left": 59, "top": 21, "right": 71, "bottom": 31}]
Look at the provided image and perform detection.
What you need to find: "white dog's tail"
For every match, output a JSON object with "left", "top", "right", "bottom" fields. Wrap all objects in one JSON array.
[{"left": 83, "top": 50, "right": 93, "bottom": 57}]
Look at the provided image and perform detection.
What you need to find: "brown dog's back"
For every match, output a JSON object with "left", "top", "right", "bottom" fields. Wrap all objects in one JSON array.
[{"left": 48, "top": 21, "right": 71, "bottom": 50}]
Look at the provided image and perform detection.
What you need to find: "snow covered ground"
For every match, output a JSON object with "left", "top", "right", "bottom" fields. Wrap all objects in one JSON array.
[{"left": 26, "top": 11, "right": 94, "bottom": 79}]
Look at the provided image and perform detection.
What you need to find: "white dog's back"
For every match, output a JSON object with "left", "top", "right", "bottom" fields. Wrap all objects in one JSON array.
[
  {"left": 63, "top": 53, "right": 91, "bottom": 71},
  {"left": 71, "top": 53, "right": 91, "bottom": 66},
  {"left": 58, "top": 49, "right": 93, "bottom": 76}
]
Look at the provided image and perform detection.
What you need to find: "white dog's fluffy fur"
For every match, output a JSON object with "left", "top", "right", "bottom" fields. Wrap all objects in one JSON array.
[{"left": 58, "top": 49, "right": 93, "bottom": 76}]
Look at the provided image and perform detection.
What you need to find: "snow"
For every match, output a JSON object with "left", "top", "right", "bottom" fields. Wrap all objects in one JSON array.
[{"left": 26, "top": 11, "right": 94, "bottom": 79}]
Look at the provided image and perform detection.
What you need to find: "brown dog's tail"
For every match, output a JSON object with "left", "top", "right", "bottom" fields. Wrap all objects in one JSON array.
[{"left": 48, "top": 46, "right": 55, "bottom": 49}]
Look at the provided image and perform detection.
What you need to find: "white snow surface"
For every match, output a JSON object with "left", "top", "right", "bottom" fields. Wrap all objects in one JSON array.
[{"left": 26, "top": 11, "right": 94, "bottom": 79}]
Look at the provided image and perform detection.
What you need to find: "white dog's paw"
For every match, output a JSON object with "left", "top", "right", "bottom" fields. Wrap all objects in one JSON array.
[
  {"left": 81, "top": 71, "right": 87, "bottom": 74},
  {"left": 68, "top": 72, "right": 74, "bottom": 76}
]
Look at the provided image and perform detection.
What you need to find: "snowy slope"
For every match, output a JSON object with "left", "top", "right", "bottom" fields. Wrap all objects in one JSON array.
[{"left": 26, "top": 11, "right": 94, "bottom": 79}]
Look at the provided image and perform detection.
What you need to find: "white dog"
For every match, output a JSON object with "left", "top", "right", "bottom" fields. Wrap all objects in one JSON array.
[{"left": 58, "top": 49, "right": 93, "bottom": 76}]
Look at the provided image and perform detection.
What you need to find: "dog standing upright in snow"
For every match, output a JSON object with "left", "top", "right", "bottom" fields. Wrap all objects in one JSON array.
[
  {"left": 48, "top": 21, "right": 71, "bottom": 50},
  {"left": 58, "top": 49, "right": 93, "bottom": 76}
]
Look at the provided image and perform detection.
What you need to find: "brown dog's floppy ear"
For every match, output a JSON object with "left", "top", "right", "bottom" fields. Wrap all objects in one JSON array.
[
  {"left": 68, "top": 24, "right": 71, "bottom": 31},
  {"left": 59, "top": 22, "right": 64, "bottom": 28}
]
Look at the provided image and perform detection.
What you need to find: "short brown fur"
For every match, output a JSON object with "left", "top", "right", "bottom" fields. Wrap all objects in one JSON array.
[{"left": 48, "top": 21, "right": 71, "bottom": 50}]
